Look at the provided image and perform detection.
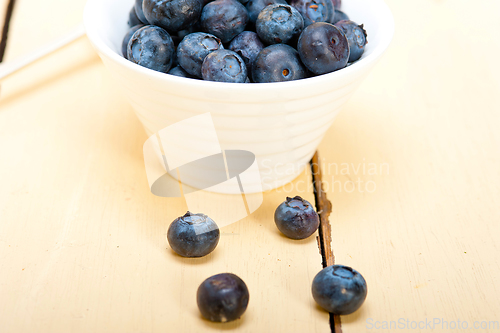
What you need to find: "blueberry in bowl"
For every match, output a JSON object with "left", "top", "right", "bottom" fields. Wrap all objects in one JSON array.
[
  {"left": 200, "top": 0, "right": 249, "bottom": 43},
  {"left": 167, "top": 211, "right": 220, "bottom": 257},
  {"left": 128, "top": 6, "right": 143, "bottom": 27},
  {"left": 167, "top": 65, "right": 197, "bottom": 78},
  {"left": 122, "top": 24, "right": 145, "bottom": 57},
  {"left": 246, "top": 0, "right": 287, "bottom": 25},
  {"left": 335, "top": 19, "right": 368, "bottom": 62},
  {"left": 134, "top": 0, "right": 149, "bottom": 24},
  {"left": 331, "top": 8, "right": 349, "bottom": 24},
  {"left": 297, "top": 22, "right": 349, "bottom": 75},
  {"left": 176, "top": 32, "right": 223, "bottom": 78},
  {"left": 127, "top": 25, "right": 175, "bottom": 73},
  {"left": 202, "top": 49, "right": 248, "bottom": 82},
  {"left": 256, "top": 4, "right": 304, "bottom": 45},
  {"left": 84, "top": 0, "right": 394, "bottom": 192},
  {"left": 274, "top": 195, "right": 319, "bottom": 239},
  {"left": 289, "top": 0, "right": 334, "bottom": 27},
  {"left": 228, "top": 31, "right": 264, "bottom": 77},
  {"left": 197, "top": 273, "right": 250, "bottom": 322},
  {"left": 312, "top": 265, "right": 367, "bottom": 315},
  {"left": 143, "top": 0, "right": 204, "bottom": 32},
  {"left": 252, "top": 44, "right": 307, "bottom": 83}
]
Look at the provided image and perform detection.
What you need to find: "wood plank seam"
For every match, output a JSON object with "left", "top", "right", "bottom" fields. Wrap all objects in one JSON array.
[
  {"left": 0, "top": 0, "right": 16, "bottom": 62},
  {"left": 310, "top": 152, "right": 342, "bottom": 333}
]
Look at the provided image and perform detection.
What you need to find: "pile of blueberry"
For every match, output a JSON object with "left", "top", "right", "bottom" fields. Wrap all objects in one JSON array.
[
  {"left": 123, "top": 0, "right": 367, "bottom": 83},
  {"left": 167, "top": 197, "right": 367, "bottom": 323}
]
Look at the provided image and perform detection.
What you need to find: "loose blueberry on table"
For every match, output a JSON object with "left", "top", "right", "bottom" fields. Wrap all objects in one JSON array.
[
  {"left": 274, "top": 195, "right": 320, "bottom": 239},
  {"left": 312, "top": 265, "right": 367, "bottom": 315},
  {"left": 197, "top": 273, "right": 250, "bottom": 322},
  {"left": 167, "top": 211, "right": 220, "bottom": 257}
]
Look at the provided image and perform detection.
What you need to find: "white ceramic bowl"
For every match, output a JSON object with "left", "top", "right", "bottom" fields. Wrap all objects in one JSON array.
[{"left": 83, "top": 0, "right": 394, "bottom": 193}]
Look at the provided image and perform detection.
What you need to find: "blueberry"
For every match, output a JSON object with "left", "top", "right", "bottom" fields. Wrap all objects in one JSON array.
[
  {"left": 134, "top": 0, "right": 149, "bottom": 24},
  {"left": 245, "top": 0, "right": 287, "bottom": 24},
  {"left": 201, "top": 0, "right": 249, "bottom": 43},
  {"left": 252, "top": 44, "right": 307, "bottom": 83},
  {"left": 143, "top": 0, "right": 203, "bottom": 32},
  {"left": 297, "top": 22, "right": 349, "bottom": 75},
  {"left": 177, "top": 32, "right": 223, "bottom": 77},
  {"left": 122, "top": 24, "right": 145, "bottom": 57},
  {"left": 201, "top": 49, "right": 247, "bottom": 82},
  {"left": 256, "top": 4, "right": 304, "bottom": 45},
  {"left": 335, "top": 20, "right": 367, "bottom": 62},
  {"left": 168, "top": 65, "right": 196, "bottom": 78},
  {"left": 331, "top": 9, "right": 349, "bottom": 24},
  {"left": 128, "top": 7, "right": 143, "bottom": 27},
  {"left": 289, "top": 0, "right": 334, "bottom": 27},
  {"left": 167, "top": 212, "right": 220, "bottom": 257},
  {"left": 274, "top": 196, "right": 319, "bottom": 239},
  {"left": 332, "top": 0, "right": 341, "bottom": 9},
  {"left": 312, "top": 265, "right": 367, "bottom": 315},
  {"left": 229, "top": 31, "right": 264, "bottom": 75},
  {"left": 197, "top": 273, "right": 249, "bottom": 322},
  {"left": 127, "top": 25, "right": 175, "bottom": 73}
]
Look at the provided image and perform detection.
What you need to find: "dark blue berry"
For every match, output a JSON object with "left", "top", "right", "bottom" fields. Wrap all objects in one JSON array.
[
  {"left": 197, "top": 273, "right": 249, "bottom": 322},
  {"left": 312, "top": 265, "right": 367, "bottom": 315},
  {"left": 122, "top": 24, "right": 145, "bottom": 57},
  {"left": 332, "top": 0, "right": 341, "bottom": 9},
  {"left": 201, "top": 0, "right": 249, "bottom": 43},
  {"left": 274, "top": 196, "right": 319, "bottom": 239},
  {"left": 128, "top": 7, "right": 143, "bottom": 27},
  {"left": 289, "top": 0, "right": 334, "bottom": 27},
  {"left": 134, "top": 0, "right": 149, "bottom": 24},
  {"left": 201, "top": 49, "right": 247, "bottom": 82},
  {"left": 127, "top": 25, "right": 175, "bottom": 73},
  {"left": 252, "top": 44, "right": 307, "bottom": 83},
  {"left": 143, "top": 0, "right": 203, "bottom": 32},
  {"left": 229, "top": 31, "right": 264, "bottom": 75},
  {"left": 168, "top": 65, "right": 196, "bottom": 78},
  {"left": 177, "top": 32, "right": 223, "bottom": 77},
  {"left": 256, "top": 4, "right": 303, "bottom": 45},
  {"left": 167, "top": 212, "right": 220, "bottom": 257},
  {"left": 297, "top": 22, "right": 349, "bottom": 75},
  {"left": 331, "top": 9, "right": 348, "bottom": 24},
  {"left": 245, "top": 0, "right": 286, "bottom": 24},
  {"left": 335, "top": 20, "right": 367, "bottom": 62}
]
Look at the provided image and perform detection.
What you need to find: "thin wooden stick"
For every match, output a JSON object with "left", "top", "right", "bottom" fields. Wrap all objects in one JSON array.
[{"left": 0, "top": 23, "right": 85, "bottom": 81}]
